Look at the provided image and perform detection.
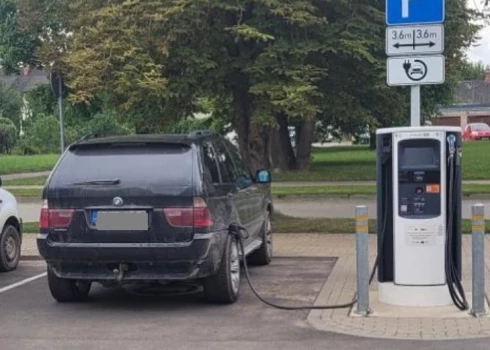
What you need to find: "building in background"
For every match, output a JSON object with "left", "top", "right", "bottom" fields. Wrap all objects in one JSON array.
[
  {"left": 0, "top": 65, "right": 50, "bottom": 135},
  {"left": 432, "top": 70, "right": 490, "bottom": 128}
]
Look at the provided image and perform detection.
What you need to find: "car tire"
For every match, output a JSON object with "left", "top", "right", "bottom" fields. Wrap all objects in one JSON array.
[
  {"left": 203, "top": 234, "right": 240, "bottom": 304},
  {"left": 47, "top": 267, "right": 92, "bottom": 302},
  {"left": 247, "top": 212, "right": 272, "bottom": 266},
  {"left": 0, "top": 225, "right": 21, "bottom": 272}
]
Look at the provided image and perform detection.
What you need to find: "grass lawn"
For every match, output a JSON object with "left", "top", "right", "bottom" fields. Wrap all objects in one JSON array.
[
  {"left": 0, "top": 154, "right": 59, "bottom": 175},
  {"left": 8, "top": 188, "right": 43, "bottom": 198},
  {"left": 273, "top": 141, "right": 490, "bottom": 182},
  {"left": 23, "top": 222, "right": 38, "bottom": 233},
  {"left": 22, "top": 213, "right": 488, "bottom": 234},
  {"left": 273, "top": 146, "right": 376, "bottom": 182},
  {"left": 2, "top": 141, "right": 490, "bottom": 182},
  {"left": 271, "top": 213, "right": 488, "bottom": 234},
  {"left": 3, "top": 176, "right": 48, "bottom": 186}
]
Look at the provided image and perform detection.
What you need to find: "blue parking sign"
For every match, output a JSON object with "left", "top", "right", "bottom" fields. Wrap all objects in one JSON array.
[{"left": 386, "top": 0, "right": 445, "bottom": 26}]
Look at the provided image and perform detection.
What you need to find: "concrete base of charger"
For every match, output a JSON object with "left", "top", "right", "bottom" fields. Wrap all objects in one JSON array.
[{"left": 378, "top": 282, "right": 454, "bottom": 307}]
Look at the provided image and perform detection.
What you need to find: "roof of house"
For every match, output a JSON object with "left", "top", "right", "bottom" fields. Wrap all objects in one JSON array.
[
  {"left": 453, "top": 80, "right": 490, "bottom": 105},
  {"left": 0, "top": 67, "right": 49, "bottom": 93},
  {"left": 439, "top": 103, "right": 490, "bottom": 114}
]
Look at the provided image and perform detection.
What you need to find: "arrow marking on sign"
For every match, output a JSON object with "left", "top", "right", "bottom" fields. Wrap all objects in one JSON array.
[{"left": 394, "top": 41, "right": 436, "bottom": 49}]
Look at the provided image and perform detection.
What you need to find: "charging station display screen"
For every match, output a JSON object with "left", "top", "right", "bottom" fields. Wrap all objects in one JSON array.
[{"left": 401, "top": 147, "right": 437, "bottom": 168}]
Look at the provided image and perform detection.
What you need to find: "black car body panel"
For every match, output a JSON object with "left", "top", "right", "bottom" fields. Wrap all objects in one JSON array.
[{"left": 37, "top": 132, "right": 273, "bottom": 283}]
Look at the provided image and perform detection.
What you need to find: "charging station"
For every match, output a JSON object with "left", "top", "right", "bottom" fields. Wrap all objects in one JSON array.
[{"left": 375, "top": 126, "right": 467, "bottom": 308}]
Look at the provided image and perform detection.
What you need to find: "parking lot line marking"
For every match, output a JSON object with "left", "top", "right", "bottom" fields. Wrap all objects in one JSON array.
[{"left": 0, "top": 272, "right": 47, "bottom": 294}]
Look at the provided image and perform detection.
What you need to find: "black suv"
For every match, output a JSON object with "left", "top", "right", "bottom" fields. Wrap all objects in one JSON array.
[{"left": 37, "top": 131, "right": 273, "bottom": 304}]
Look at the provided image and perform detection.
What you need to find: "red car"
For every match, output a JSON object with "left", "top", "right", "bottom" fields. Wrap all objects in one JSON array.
[{"left": 463, "top": 123, "right": 490, "bottom": 141}]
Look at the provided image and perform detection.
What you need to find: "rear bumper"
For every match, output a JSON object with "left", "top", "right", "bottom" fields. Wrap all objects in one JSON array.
[{"left": 37, "top": 231, "right": 228, "bottom": 281}]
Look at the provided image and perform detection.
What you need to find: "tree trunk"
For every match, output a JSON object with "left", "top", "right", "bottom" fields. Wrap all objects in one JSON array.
[
  {"left": 271, "top": 113, "right": 297, "bottom": 171},
  {"left": 230, "top": 73, "right": 271, "bottom": 174},
  {"left": 270, "top": 125, "right": 282, "bottom": 172},
  {"left": 369, "top": 131, "right": 376, "bottom": 150},
  {"left": 248, "top": 121, "right": 270, "bottom": 173},
  {"left": 231, "top": 73, "right": 252, "bottom": 164},
  {"left": 295, "top": 117, "right": 316, "bottom": 171}
]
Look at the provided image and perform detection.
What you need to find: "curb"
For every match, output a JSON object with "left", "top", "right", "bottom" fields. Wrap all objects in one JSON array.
[{"left": 21, "top": 255, "right": 43, "bottom": 261}]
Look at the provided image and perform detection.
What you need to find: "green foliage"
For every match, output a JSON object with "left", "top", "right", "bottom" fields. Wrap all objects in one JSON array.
[
  {"left": 6, "top": 0, "right": 482, "bottom": 167},
  {"left": 78, "top": 111, "right": 133, "bottom": 138},
  {"left": 163, "top": 117, "right": 212, "bottom": 134},
  {"left": 21, "top": 114, "right": 60, "bottom": 154},
  {"left": 24, "top": 84, "right": 57, "bottom": 118},
  {"left": 163, "top": 114, "right": 232, "bottom": 135},
  {"left": 19, "top": 110, "right": 133, "bottom": 154},
  {"left": 456, "top": 60, "right": 490, "bottom": 81},
  {"left": 0, "top": 117, "right": 18, "bottom": 153},
  {"left": 0, "top": 0, "right": 38, "bottom": 74},
  {"left": 0, "top": 82, "right": 23, "bottom": 129},
  {"left": 421, "top": 0, "right": 484, "bottom": 120}
]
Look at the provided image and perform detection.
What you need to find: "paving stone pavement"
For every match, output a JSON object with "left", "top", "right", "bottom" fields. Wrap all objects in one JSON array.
[{"left": 19, "top": 233, "right": 490, "bottom": 340}]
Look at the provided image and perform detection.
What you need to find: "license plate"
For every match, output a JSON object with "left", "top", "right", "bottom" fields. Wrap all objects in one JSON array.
[{"left": 92, "top": 211, "right": 149, "bottom": 231}]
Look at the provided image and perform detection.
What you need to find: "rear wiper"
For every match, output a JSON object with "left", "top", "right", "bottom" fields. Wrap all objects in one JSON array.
[{"left": 72, "top": 179, "right": 120, "bottom": 186}]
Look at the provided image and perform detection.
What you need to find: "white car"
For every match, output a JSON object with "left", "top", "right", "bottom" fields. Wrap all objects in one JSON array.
[{"left": 0, "top": 177, "right": 22, "bottom": 272}]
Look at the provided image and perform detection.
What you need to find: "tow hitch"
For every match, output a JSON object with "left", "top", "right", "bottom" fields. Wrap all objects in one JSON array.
[{"left": 113, "top": 263, "right": 129, "bottom": 283}]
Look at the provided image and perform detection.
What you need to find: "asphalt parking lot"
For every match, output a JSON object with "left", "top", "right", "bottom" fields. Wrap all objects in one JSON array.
[
  {"left": 0, "top": 257, "right": 337, "bottom": 350},
  {"left": 1, "top": 257, "right": 490, "bottom": 350}
]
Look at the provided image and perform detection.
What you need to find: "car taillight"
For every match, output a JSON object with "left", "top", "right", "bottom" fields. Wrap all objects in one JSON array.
[
  {"left": 39, "top": 200, "right": 75, "bottom": 229},
  {"left": 163, "top": 197, "right": 214, "bottom": 228}
]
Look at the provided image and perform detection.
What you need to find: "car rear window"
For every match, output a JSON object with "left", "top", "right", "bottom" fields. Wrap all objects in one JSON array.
[
  {"left": 472, "top": 123, "right": 490, "bottom": 131},
  {"left": 50, "top": 143, "right": 194, "bottom": 187}
]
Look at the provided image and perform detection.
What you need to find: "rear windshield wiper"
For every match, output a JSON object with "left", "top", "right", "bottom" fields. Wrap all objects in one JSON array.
[{"left": 71, "top": 179, "right": 120, "bottom": 186}]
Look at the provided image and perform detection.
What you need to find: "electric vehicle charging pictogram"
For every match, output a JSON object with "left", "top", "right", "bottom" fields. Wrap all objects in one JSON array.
[{"left": 403, "top": 59, "right": 428, "bottom": 81}]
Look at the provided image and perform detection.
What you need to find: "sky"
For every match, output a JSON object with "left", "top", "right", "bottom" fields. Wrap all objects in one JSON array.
[{"left": 466, "top": 0, "right": 490, "bottom": 67}]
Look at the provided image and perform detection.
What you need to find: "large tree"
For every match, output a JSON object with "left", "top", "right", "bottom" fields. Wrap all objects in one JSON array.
[
  {"left": 60, "top": 0, "right": 401, "bottom": 172},
  {"left": 0, "top": 0, "right": 37, "bottom": 74},
  {"left": 5, "top": 0, "right": 485, "bottom": 172}
]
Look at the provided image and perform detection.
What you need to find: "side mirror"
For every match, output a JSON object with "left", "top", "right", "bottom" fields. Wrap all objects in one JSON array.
[{"left": 256, "top": 169, "right": 271, "bottom": 184}]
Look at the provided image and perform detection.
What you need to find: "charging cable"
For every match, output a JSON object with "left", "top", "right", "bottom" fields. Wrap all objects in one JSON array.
[
  {"left": 228, "top": 166, "right": 390, "bottom": 311},
  {"left": 445, "top": 136, "right": 469, "bottom": 311},
  {"left": 231, "top": 225, "right": 358, "bottom": 310}
]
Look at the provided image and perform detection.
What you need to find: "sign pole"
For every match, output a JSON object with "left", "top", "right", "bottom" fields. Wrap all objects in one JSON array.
[
  {"left": 58, "top": 77, "right": 65, "bottom": 154},
  {"left": 386, "top": 0, "right": 445, "bottom": 127},
  {"left": 410, "top": 85, "right": 421, "bottom": 126}
]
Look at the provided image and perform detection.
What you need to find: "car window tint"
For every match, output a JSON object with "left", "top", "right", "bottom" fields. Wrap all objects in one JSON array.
[
  {"left": 223, "top": 139, "right": 252, "bottom": 189},
  {"left": 202, "top": 143, "right": 221, "bottom": 184},
  {"left": 213, "top": 139, "right": 236, "bottom": 184}
]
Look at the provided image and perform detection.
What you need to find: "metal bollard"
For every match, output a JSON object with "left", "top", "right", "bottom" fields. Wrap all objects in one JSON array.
[
  {"left": 471, "top": 203, "right": 487, "bottom": 317},
  {"left": 355, "top": 205, "right": 371, "bottom": 316}
]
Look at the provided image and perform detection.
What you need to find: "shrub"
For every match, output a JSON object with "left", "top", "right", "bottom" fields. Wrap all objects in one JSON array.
[
  {"left": 0, "top": 117, "right": 18, "bottom": 153},
  {"left": 84, "top": 111, "right": 133, "bottom": 137},
  {"left": 22, "top": 114, "right": 61, "bottom": 154}
]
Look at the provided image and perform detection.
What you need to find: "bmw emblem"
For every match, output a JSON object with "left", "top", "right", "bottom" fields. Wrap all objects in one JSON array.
[{"left": 113, "top": 197, "right": 124, "bottom": 207}]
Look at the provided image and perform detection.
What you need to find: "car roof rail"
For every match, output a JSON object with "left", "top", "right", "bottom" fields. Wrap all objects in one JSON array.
[
  {"left": 79, "top": 133, "right": 105, "bottom": 141},
  {"left": 187, "top": 129, "right": 213, "bottom": 139}
]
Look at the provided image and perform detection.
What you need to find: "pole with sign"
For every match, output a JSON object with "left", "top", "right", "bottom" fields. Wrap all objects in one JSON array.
[
  {"left": 50, "top": 71, "right": 68, "bottom": 154},
  {"left": 386, "top": 0, "right": 445, "bottom": 126}
]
